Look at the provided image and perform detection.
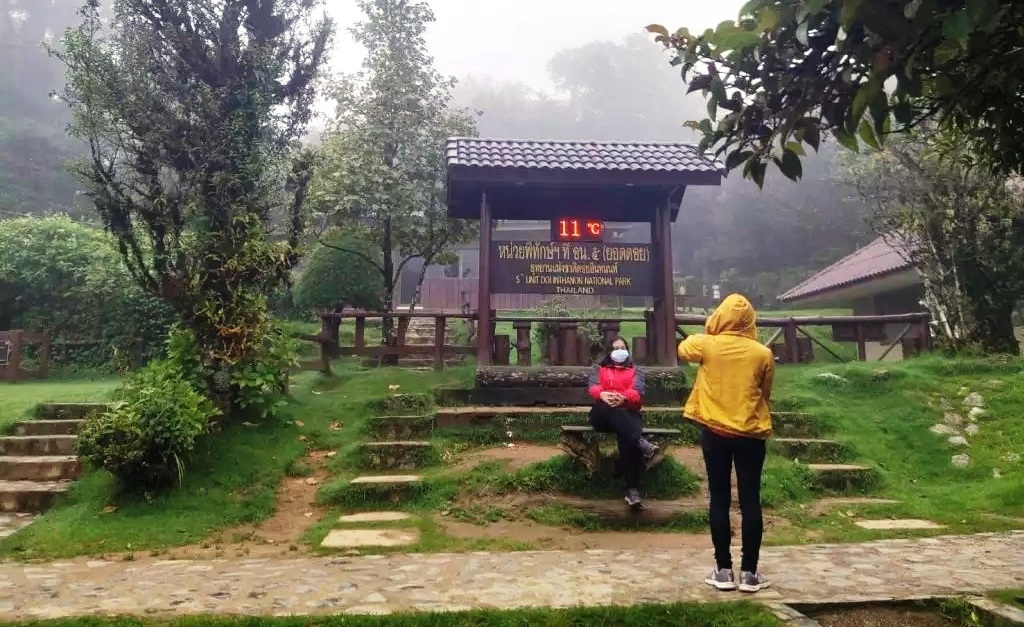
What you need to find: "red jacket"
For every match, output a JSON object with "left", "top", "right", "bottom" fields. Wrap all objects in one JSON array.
[{"left": 587, "top": 362, "right": 646, "bottom": 409}]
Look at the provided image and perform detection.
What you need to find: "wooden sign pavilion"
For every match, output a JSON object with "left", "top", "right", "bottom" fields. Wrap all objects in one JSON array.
[{"left": 445, "top": 138, "right": 723, "bottom": 366}]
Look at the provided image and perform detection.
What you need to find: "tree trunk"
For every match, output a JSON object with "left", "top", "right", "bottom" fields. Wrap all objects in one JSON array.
[
  {"left": 408, "top": 257, "right": 431, "bottom": 313},
  {"left": 380, "top": 217, "right": 398, "bottom": 366}
]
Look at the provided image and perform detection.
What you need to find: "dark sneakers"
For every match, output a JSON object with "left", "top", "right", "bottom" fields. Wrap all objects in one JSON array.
[
  {"left": 704, "top": 568, "right": 737, "bottom": 591},
  {"left": 638, "top": 437, "right": 661, "bottom": 459},
  {"left": 624, "top": 488, "right": 643, "bottom": 509}
]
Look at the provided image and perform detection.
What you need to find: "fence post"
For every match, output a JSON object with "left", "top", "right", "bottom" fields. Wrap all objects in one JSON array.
[
  {"left": 512, "top": 320, "right": 532, "bottom": 366},
  {"left": 783, "top": 320, "right": 799, "bottom": 364},
  {"left": 855, "top": 322, "right": 867, "bottom": 361},
  {"left": 433, "top": 315, "right": 445, "bottom": 371},
  {"left": 560, "top": 321, "right": 579, "bottom": 366},
  {"left": 644, "top": 310, "right": 656, "bottom": 366},
  {"left": 354, "top": 316, "right": 366, "bottom": 350}
]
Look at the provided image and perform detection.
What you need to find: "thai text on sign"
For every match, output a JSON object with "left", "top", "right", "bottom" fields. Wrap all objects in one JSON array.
[{"left": 490, "top": 241, "right": 653, "bottom": 296}]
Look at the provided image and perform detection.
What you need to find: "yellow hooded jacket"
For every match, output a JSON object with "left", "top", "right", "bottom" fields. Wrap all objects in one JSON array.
[{"left": 677, "top": 294, "right": 775, "bottom": 439}]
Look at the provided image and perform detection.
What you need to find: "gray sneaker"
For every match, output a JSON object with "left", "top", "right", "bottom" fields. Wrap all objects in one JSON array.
[
  {"left": 738, "top": 571, "right": 770, "bottom": 593},
  {"left": 624, "top": 488, "right": 643, "bottom": 509},
  {"left": 704, "top": 567, "right": 737, "bottom": 591}
]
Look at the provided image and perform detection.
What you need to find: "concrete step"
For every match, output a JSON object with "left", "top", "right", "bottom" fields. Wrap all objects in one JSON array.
[
  {"left": 35, "top": 403, "right": 108, "bottom": 421},
  {"left": 771, "top": 438, "right": 848, "bottom": 462},
  {"left": 12, "top": 420, "right": 84, "bottom": 437},
  {"left": 0, "top": 435, "right": 77, "bottom": 456},
  {"left": 0, "top": 456, "right": 82, "bottom": 481},
  {"left": 0, "top": 480, "right": 70, "bottom": 513},
  {"left": 0, "top": 512, "right": 38, "bottom": 539},
  {"left": 350, "top": 474, "right": 423, "bottom": 486},
  {"left": 808, "top": 463, "right": 879, "bottom": 493},
  {"left": 359, "top": 441, "right": 436, "bottom": 470},
  {"left": 365, "top": 415, "right": 433, "bottom": 441}
]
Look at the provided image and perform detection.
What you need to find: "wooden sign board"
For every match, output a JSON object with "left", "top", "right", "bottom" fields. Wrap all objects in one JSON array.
[{"left": 490, "top": 240, "right": 653, "bottom": 296}]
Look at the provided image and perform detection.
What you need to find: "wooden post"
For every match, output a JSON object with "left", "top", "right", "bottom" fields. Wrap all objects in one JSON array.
[
  {"left": 354, "top": 316, "right": 366, "bottom": 350},
  {"left": 560, "top": 322, "right": 579, "bottom": 366},
  {"left": 493, "top": 335, "right": 511, "bottom": 365},
  {"left": 576, "top": 336, "right": 591, "bottom": 365},
  {"left": 855, "top": 322, "right": 867, "bottom": 361},
  {"left": 512, "top": 320, "right": 532, "bottom": 366},
  {"left": 476, "top": 192, "right": 493, "bottom": 365},
  {"left": 652, "top": 200, "right": 677, "bottom": 366},
  {"left": 783, "top": 320, "right": 799, "bottom": 364},
  {"left": 632, "top": 337, "right": 648, "bottom": 364},
  {"left": 600, "top": 320, "right": 620, "bottom": 349},
  {"left": 433, "top": 315, "right": 445, "bottom": 371}
]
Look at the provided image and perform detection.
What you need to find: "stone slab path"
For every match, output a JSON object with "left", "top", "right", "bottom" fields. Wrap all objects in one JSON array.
[{"left": 0, "top": 531, "right": 1021, "bottom": 620}]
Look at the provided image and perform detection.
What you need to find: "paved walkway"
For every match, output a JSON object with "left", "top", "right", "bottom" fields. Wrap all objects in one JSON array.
[{"left": 0, "top": 532, "right": 1022, "bottom": 620}]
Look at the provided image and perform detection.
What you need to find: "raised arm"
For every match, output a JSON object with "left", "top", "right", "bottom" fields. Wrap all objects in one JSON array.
[{"left": 677, "top": 334, "right": 707, "bottom": 363}]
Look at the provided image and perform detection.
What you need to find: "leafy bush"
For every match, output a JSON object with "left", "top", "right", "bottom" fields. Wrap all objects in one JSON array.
[
  {"left": 77, "top": 361, "right": 217, "bottom": 490},
  {"left": 166, "top": 324, "right": 297, "bottom": 421},
  {"left": 293, "top": 230, "right": 385, "bottom": 313},
  {"left": 0, "top": 215, "right": 174, "bottom": 370}
]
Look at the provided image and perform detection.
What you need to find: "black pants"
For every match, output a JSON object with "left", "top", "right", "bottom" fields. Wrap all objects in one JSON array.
[
  {"left": 701, "top": 426, "right": 767, "bottom": 573},
  {"left": 589, "top": 401, "right": 644, "bottom": 490}
]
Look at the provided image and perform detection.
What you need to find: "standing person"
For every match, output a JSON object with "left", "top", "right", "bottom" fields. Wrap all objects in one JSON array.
[
  {"left": 587, "top": 337, "right": 661, "bottom": 508},
  {"left": 677, "top": 293, "right": 775, "bottom": 593}
]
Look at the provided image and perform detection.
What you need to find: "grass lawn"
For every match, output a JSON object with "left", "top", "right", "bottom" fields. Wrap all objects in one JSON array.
[
  {"left": 0, "top": 378, "right": 119, "bottom": 431},
  {"left": 0, "top": 360, "right": 472, "bottom": 560},
  {"left": 765, "top": 356, "right": 1024, "bottom": 544},
  {"left": 0, "top": 602, "right": 782, "bottom": 626}
]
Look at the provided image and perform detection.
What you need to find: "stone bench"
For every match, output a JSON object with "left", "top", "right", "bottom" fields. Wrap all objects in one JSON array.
[{"left": 558, "top": 425, "right": 680, "bottom": 474}]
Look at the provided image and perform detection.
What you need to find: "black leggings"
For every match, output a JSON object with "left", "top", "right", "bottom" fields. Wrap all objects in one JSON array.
[
  {"left": 700, "top": 426, "right": 767, "bottom": 573},
  {"left": 589, "top": 401, "right": 644, "bottom": 490}
]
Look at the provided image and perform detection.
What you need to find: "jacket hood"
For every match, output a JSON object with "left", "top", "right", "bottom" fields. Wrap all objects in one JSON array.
[{"left": 705, "top": 293, "right": 758, "bottom": 340}]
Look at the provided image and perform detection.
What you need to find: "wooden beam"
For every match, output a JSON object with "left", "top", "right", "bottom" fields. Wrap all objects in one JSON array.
[
  {"left": 476, "top": 191, "right": 493, "bottom": 365},
  {"left": 654, "top": 199, "right": 677, "bottom": 366}
]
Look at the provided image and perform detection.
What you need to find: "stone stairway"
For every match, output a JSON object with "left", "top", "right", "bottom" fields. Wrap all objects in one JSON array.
[
  {"left": 434, "top": 405, "right": 878, "bottom": 495},
  {"left": 320, "top": 415, "right": 436, "bottom": 551},
  {"left": 0, "top": 403, "right": 103, "bottom": 535}
]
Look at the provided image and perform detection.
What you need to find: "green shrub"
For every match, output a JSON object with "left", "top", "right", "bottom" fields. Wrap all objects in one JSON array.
[
  {"left": 0, "top": 215, "right": 174, "bottom": 370},
  {"left": 293, "top": 230, "right": 385, "bottom": 312},
  {"left": 76, "top": 361, "right": 217, "bottom": 490},
  {"left": 166, "top": 325, "right": 298, "bottom": 421}
]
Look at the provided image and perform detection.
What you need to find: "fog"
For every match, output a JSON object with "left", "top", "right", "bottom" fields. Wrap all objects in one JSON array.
[{"left": 0, "top": 0, "right": 872, "bottom": 305}]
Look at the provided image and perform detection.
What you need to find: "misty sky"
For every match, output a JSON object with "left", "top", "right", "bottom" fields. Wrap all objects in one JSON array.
[{"left": 326, "top": 0, "right": 747, "bottom": 91}]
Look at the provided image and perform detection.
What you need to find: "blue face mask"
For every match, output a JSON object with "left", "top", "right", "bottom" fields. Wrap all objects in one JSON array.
[{"left": 610, "top": 349, "right": 629, "bottom": 363}]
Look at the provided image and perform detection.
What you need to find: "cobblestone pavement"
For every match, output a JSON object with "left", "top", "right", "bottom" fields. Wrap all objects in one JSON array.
[{"left": 0, "top": 532, "right": 1021, "bottom": 620}]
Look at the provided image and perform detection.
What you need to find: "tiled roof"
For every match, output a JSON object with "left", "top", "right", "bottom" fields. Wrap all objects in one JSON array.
[
  {"left": 779, "top": 236, "right": 914, "bottom": 302},
  {"left": 445, "top": 137, "right": 722, "bottom": 174}
]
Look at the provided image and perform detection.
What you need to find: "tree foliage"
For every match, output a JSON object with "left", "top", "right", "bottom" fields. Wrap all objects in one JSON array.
[
  {"left": 844, "top": 131, "right": 1024, "bottom": 354},
  {"left": 50, "top": 0, "right": 332, "bottom": 407},
  {"left": 0, "top": 215, "right": 173, "bottom": 367},
  {"left": 294, "top": 230, "right": 385, "bottom": 313},
  {"left": 312, "top": 0, "right": 475, "bottom": 335},
  {"left": 648, "top": 0, "right": 1024, "bottom": 187}
]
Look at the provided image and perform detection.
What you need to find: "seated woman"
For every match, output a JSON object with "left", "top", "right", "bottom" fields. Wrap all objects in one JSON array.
[{"left": 587, "top": 337, "right": 660, "bottom": 508}]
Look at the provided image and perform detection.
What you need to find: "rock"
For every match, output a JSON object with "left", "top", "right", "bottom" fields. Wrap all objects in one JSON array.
[
  {"left": 963, "top": 392, "right": 985, "bottom": 408},
  {"left": 943, "top": 412, "right": 964, "bottom": 427},
  {"left": 929, "top": 424, "right": 957, "bottom": 436},
  {"left": 993, "top": 469, "right": 1003, "bottom": 479},
  {"left": 1001, "top": 452, "right": 1020, "bottom": 463},
  {"left": 951, "top": 454, "right": 970, "bottom": 468},
  {"left": 948, "top": 435, "right": 969, "bottom": 447},
  {"left": 964, "top": 424, "right": 980, "bottom": 437},
  {"left": 958, "top": 386, "right": 969, "bottom": 394},
  {"left": 984, "top": 379, "right": 1005, "bottom": 388},
  {"left": 968, "top": 407, "right": 986, "bottom": 420},
  {"left": 815, "top": 372, "right": 848, "bottom": 384}
]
